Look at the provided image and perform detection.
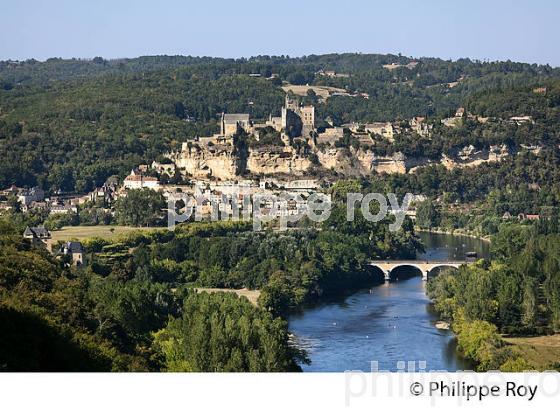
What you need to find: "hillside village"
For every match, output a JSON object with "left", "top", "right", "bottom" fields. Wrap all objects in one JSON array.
[
  {"left": 166, "top": 93, "right": 535, "bottom": 181},
  {"left": 2, "top": 46, "right": 560, "bottom": 378},
  {"left": 0, "top": 88, "right": 544, "bottom": 237}
]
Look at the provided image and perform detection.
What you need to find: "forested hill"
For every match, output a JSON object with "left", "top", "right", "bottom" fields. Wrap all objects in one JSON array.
[
  {"left": 1, "top": 53, "right": 558, "bottom": 88},
  {"left": 1, "top": 53, "right": 560, "bottom": 192}
]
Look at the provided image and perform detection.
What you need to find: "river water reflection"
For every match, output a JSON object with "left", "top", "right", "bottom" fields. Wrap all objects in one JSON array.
[{"left": 288, "top": 232, "right": 490, "bottom": 372}]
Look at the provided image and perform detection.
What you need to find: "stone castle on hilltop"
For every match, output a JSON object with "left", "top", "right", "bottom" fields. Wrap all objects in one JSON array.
[
  {"left": 168, "top": 95, "right": 512, "bottom": 181},
  {"left": 281, "top": 94, "right": 315, "bottom": 138},
  {"left": 217, "top": 94, "right": 315, "bottom": 140},
  {"left": 220, "top": 113, "right": 251, "bottom": 137}
]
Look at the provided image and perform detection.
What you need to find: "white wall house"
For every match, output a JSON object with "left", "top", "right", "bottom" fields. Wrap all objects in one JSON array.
[{"left": 123, "top": 169, "right": 160, "bottom": 190}]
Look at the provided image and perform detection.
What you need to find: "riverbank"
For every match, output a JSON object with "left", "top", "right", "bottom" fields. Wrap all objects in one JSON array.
[
  {"left": 425, "top": 227, "right": 560, "bottom": 371},
  {"left": 416, "top": 227, "right": 491, "bottom": 243}
]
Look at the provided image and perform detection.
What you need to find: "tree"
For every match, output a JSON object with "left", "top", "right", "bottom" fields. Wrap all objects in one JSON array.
[
  {"left": 47, "top": 164, "right": 75, "bottom": 192},
  {"left": 89, "top": 278, "right": 178, "bottom": 347},
  {"left": 500, "top": 357, "right": 534, "bottom": 372},
  {"left": 152, "top": 292, "right": 303, "bottom": 372},
  {"left": 6, "top": 195, "right": 21, "bottom": 213},
  {"left": 416, "top": 200, "right": 441, "bottom": 229},
  {"left": 455, "top": 319, "right": 503, "bottom": 371},
  {"left": 521, "top": 277, "right": 538, "bottom": 329},
  {"left": 115, "top": 189, "right": 166, "bottom": 226},
  {"left": 495, "top": 268, "right": 523, "bottom": 328}
]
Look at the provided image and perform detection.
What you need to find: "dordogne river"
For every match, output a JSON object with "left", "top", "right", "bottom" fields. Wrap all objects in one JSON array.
[{"left": 289, "top": 232, "right": 490, "bottom": 372}]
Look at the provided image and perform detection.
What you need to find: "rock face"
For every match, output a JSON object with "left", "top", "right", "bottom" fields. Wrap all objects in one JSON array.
[
  {"left": 435, "top": 321, "right": 450, "bottom": 330},
  {"left": 174, "top": 143, "right": 239, "bottom": 180},
  {"left": 247, "top": 147, "right": 312, "bottom": 175},
  {"left": 316, "top": 148, "right": 371, "bottom": 175},
  {"left": 173, "top": 142, "right": 314, "bottom": 179},
  {"left": 440, "top": 144, "right": 510, "bottom": 170},
  {"left": 171, "top": 139, "right": 514, "bottom": 180},
  {"left": 371, "top": 153, "right": 407, "bottom": 174}
]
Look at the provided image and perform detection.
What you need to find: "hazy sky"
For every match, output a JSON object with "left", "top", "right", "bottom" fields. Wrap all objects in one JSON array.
[{"left": 1, "top": 0, "right": 559, "bottom": 65}]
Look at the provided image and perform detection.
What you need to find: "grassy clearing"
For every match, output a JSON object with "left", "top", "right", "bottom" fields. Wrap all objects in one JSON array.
[
  {"left": 50, "top": 225, "right": 163, "bottom": 242},
  {"left": 281, "top": 84, "right": 347, "bottom": 100},
  {"left": 505, "top": 334, "right": 560, "bottom": 370},
  {"left": 194, "top": 288, "right": 261, "bottom": 306}
]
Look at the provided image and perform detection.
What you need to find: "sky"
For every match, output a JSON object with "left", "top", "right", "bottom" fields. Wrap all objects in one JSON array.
[{"left": 1, "top": 0, "right": 559, "bottom": 66}]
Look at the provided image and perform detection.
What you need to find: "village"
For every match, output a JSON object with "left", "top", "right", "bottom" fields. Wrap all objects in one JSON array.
[{"left": 0, "top": 92, "right": 543, "bottom": 265}]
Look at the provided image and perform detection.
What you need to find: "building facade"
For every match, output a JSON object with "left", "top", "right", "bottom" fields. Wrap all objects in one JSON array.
[
  {"left": 281, "top": 95, "right": 315, "bottom": 138},
  {"left": 60, "top": 241, "right": 85, "bottom": 266},
  {"left": 220, "top": 113, "right": 251, "bottom": 137},
  {"left": 23, "top": 226, "right": 51, "bottom": 248},
  {"left": 123, "top": 169, "right": 160, "bottom": 190}
]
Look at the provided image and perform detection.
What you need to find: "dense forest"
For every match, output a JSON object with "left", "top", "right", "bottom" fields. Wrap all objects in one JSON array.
[
  {"left": 0, "top": 203, "right": 421, "bottom": 370},
  {"left": 0, "top": 220, "right": 301, "bottom": 371},
  {"left": 2, "top": 53, "right": 560, "bottom": 194},
  {"left": 427, "top": 224, "right": 560, "bottom": 371}
]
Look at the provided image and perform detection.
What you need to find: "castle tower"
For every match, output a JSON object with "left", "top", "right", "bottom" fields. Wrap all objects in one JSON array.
[{"left": 285, "top": 93, "right": 298, "bottom": 110}]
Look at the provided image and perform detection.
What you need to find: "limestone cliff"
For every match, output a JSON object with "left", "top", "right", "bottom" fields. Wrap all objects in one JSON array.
[
  {"left": 247, "top": 147, "right": 312, "bottom": 175},
  {"left": 170, "top": 139, "right": 514, "bottom": 180},
  {"left": 440, "top": 144, "right": 510, "bottom": 170},
  {"left": 371, "top": 152, "right": 407, "bottom": 174},
  {"left": 174, "top": 142, "right": 239, "bottom": 179},
  {"left": 316, "top": 148, "right": 371, "bottom": 175}
]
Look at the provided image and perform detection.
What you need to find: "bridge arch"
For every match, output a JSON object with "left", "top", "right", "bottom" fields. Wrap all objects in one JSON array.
[
  {"left": 368, "top": 260, "right": 466, "bottom": 281},
  {"left": 364, "top": 264, "right": 386, "bottom": 284},
  {"left": 387, "top": 264, "right": 425, "bottom": 281},
  {"left": 425, "top": 264, "right": 460, "bottom": 280}
]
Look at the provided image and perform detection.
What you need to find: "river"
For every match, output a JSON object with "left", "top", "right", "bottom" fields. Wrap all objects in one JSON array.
[{"left": 288, "top": 232, "right": 490, "bottom": 372}]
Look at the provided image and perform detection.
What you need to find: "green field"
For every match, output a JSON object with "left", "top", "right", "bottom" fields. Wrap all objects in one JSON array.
[
  {"left": 505, "top": 335, "right": 560, "bottom": 370},
  {"left": 50, "top": 226, "right": 163, "bottom": 242}
]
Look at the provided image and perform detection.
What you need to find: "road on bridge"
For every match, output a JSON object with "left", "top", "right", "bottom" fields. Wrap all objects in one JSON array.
[{"left": 369, "top": 259, "right": 469, "bottom": 281}]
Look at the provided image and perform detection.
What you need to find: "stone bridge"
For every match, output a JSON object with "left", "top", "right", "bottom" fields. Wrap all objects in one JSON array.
[{"left": 369, "top": 260, "right": 468, "bottom": 281}]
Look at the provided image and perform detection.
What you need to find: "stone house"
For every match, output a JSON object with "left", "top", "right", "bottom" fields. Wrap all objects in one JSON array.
[
  {"left": 123, "top": 169, "right": 160, "bottom": 190},
  {"left": 18, "top": 187, "right": 45, "bottom": 206},
  {"left": 220, "top": 113, "right": 251, "bottom": 137},
  {"left": 23, "top": 226, "right": 51, "bottom": 248},
  {"left": 60, "top": 241, "right": 85, "bottom": 266}
]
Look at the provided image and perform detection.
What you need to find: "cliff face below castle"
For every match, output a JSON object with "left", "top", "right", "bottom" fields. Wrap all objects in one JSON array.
[
  {"left": 247, "top": 148, "right": 313, "bottom": 175},
  {"left": 171, "top": 142, "right": 513, "bottom": 180},
  {"left": 174, "top": 144, "right": 239, "bottom": 180},
  {"left": 173, "top": 143, "right": 313, "bottom": 179}
]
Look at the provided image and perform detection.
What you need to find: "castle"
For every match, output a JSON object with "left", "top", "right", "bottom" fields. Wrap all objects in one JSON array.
[
  {"left": 167, "top": 97, "right": 512, "bottom": 181},
  {"left": 170, "top": 94, "right": 318, "bottom": 180},
  {"left": 217, "top": 94, "right": 315, "bottom": 140},
  {"left": 281, "top": 94, "right": 315, "bottom": 138},
  {"left": 220, "top": 113, "right": 252, "bottom": 137}
]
